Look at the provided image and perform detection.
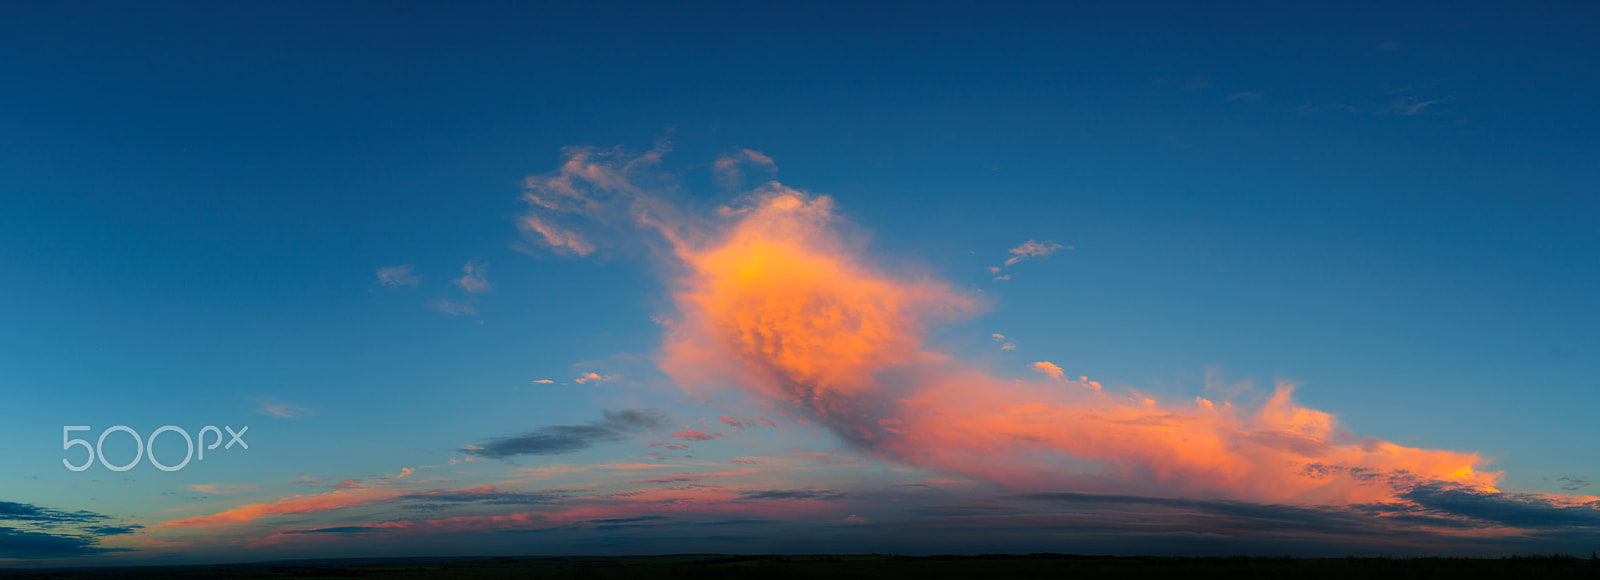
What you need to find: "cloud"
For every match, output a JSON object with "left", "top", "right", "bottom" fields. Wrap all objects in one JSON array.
[
  {"left": 282, "top": 526, "right": 380, "bottom": 535},
  {"left": 188, "top": 483, "right": 260, "bottom": 495},
  {"left": 517, "top": 141, "right": 672, "bottom": 257},
  {"left": 455, "top": 258, "right": 491, "bottom": 293},
  {"left": 628, "top": 156, "right": 1504, "bottom": 504},
  {"left": 460, "top": 409, "right": 668, "bottom": 459},
  {"left": 672, "top": 429, "right": 723, "bottom": 441},
  {"left": 518, "top": 214, "right": 596, "bottom": 256},
  {"left": 375, "top": 264, "right": 420, "bottom": 288},
  {"left": 1384, "top": 96, "right": 1453, "bottom": 116},
  {"left": 0, "top": 502, "right": 134, "bottom": 559},
  {"left": 433, "top": 298, "right": 476, "bottom": 316},
  {"left": 1226, "top": 91, "right": 1263, "bottom": 102},
  {"left": 737, "top": 489, "right": 846, "bottom": 501},
  {"left": 575, "top": 372, "right": 619, "bottom": 385},
  {"left": 0, "top": 526, "right": 124, "bottom": 559},
  {"left": 255, "top": 399, "right": 306, "bottom": 419},
  {"left": 502, "top": 145, "right": 1535, "bottom": 513},
  {"left": 530, "top": 379, "right": 555, "bottom": 384},
  {"left": 1296, "top": 102, "right": 1360, "bottom": 115},
  {"left": 1030, "top": 361, "right": 1065, "bottom": 380},
  {"left": 1558, "top": 476, "right": 1591, "bottom": 492},
  {"left": 713, "top": 148, "right": 778, "bottom": 189},
  {"left": 0, "top": 501, "right": 108, "bottom": 524},
  {"left": 1002, "top": 240, "right": 1065, "bottom": 267},
  {"left": 1396, "top": 482, "right": 1600, "bottom": 528}
]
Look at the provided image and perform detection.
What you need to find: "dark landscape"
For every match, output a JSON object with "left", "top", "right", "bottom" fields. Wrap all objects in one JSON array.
[{"left": 4, "top": 554, "right": 1599, "bottom": 580}]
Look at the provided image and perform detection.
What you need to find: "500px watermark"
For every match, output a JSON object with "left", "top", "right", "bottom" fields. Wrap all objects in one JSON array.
[{"left": 62, "top": 425, "right": 248, "bottom": 472}]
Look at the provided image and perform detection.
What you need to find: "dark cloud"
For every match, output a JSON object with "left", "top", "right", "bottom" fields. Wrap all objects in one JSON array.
[
  {"left": 738, "top": 489, "right": 847, "bottom": 501},
  {"left": 87, "top": 525, "right": 143, "bottom": 536},
  {"left": 393, "top": 489, "right": 564, "bottom": 510},
  {"left": 0, "top": 502, "right": 136, "bottom": 559},
  {"left": 461, "top": 409, "right": 668, "bottom": 459},
  {"left": 1398, "top": 482, "right": 1600, "bottom": 529},
  {"left": 283, "top": 526, "right": 379, "bottom": 535},
  {"left": 0, "top": 501, "right": 108, "bottom": 524},
  {"left": 589, "top": 515, "right": 669, "bottom": 525},
  {"left": 1558, "top": 476, "right": 1591, "bottom": 492},
  {"left": 0, "top": 526, "right": 123, "bottom": 559}
]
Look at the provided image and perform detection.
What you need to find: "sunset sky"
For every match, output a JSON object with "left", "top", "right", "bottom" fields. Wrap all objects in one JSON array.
[{"left": 3, "top": 1, "right": 1599, "bottom": 566}]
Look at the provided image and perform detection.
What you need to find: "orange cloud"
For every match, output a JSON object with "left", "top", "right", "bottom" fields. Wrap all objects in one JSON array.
[
  {"left": 1030, "top": 361, "right": 1065, "bottom": 380},
  {"left": 154, "top": 488, "right": 397, "bottom": 529},
  {"left": 649, "top": 184, "right": 1500, "bottom": 505},
  {"left": 672, "top": 428, "right": 722, "bottom": 441},
  {"left": 574, "top": 372, "right": 618, "bottom": 384}
]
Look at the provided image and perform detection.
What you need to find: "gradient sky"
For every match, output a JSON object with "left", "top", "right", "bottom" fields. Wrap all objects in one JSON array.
[{"left": 3, "top": 0, "right": 1599, "bottom": 566}]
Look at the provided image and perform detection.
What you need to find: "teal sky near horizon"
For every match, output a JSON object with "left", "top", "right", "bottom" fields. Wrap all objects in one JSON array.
[{"left": 2, "top": 0, "right": 1598, "bottom": 565}]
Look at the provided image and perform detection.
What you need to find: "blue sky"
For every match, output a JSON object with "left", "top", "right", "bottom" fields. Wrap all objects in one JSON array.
[{"left": 2, "top": 0, "right": 1597, "bottom": 565}]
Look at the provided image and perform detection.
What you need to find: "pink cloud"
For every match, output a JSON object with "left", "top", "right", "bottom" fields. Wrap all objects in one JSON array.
[
  {"left": 671, "top": 429, "right": 722, "bottom": 441},
  {"left": 1002, "top": 240, "right": 1065, "bottom": 267}
]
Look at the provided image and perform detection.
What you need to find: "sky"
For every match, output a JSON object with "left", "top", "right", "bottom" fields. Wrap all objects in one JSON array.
[{"left": 2, "top": 0, "right": 1598, "bottom": 566}]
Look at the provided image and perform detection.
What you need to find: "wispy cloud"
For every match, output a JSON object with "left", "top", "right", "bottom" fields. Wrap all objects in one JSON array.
[
  {"left": 460, "top": 409, "right": 668, "bottom": 459},
  {"left": 713, "top": 148, "right": 778, "bottom": 189},
  {"left": 454, "top": 258, "right": 491, "bottom": 293},
  {"left": 1226, "top": 91, "right": 1263, "bottom": 102},
  {"left": 375, "top": 264, "right": 420, "bottom": 288},
  {"left": 1384, "top": 95, "right": 1453, "bottom": 116},
  {"left": 1003, "top": 240, "right": 1066, "bottom": 267},
  {"left": 1557, "top": 476, "right": 1592, "bottom": 492},
  {"left": 188, "top": 483, "right": 260, "bottom": 495},
  {"left": 1296, "top": 102, "right": 1361, "bottom": 115},
  {"left": 671, "top": 428, "right": 723, "bottom": 441},
  {"left": 255, "top": 398, "right": 307, "bottom": 419},
  {"left": 517, "top": 140, "right": 672, "bottom": 257},
  {"left": 433, "top": 298, "right": 476, "bottom": 316},
  {"left": 530, "top": 379, "right": 555, "bottom": 384}
]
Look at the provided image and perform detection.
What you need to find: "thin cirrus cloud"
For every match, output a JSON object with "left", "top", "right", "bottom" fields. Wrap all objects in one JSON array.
[
  {"left": 517, "top": 145, "right": 1525, "bottom": 508},
  {"left": 712, "top": 148, "right": 778, "bottom": 189},
  {"left": 433, "top": 298, "right": 476, "bottom": 316},
  {"left": 187, "top": 483, "right": 260, "bottom": 495},
  {"left": 254, "top": 399, "right": 306, "bottom": 419},
  {"left": 1002, "top": 240, "right": 1066, "bottom": 266},
  {"left": 459, "top": 409, "right": 667, "bottom": 459},
  {"left": 375, "top": 264, "right": 420, "bottom": 288}
]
